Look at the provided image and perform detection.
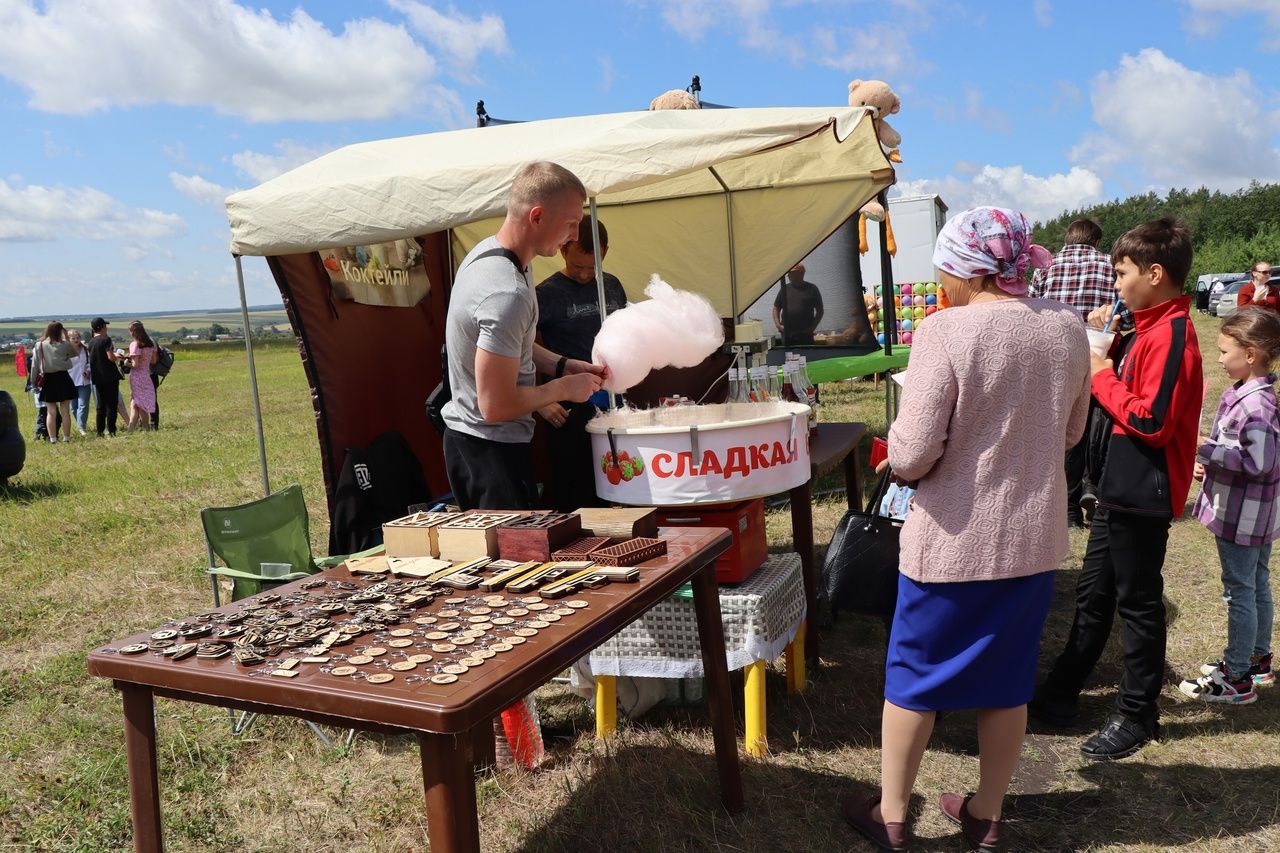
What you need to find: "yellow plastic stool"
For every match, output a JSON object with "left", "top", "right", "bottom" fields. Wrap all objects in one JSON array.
[{"left": 594, "top": 632, "right": 803, "bottom": 759}]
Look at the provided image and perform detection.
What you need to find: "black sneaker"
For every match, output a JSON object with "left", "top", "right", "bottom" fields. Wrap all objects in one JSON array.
[
  {"left": 1079, "top": 488, "right": 1097, "bottom": 525},
  {"left": 1028, "top": 686, "right": 1078, "bottom": 728},
  {"left": 1080, "top": 714, "right": 1159, "bottom": 761}
]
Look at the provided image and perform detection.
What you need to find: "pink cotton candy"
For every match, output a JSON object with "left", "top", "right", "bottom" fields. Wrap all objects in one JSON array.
[{"left": 592, "top": 275, "right": 725, "bottom": 393}]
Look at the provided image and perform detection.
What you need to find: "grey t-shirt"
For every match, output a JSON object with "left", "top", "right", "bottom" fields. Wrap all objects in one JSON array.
[{"left": 441, "top": 237, "right": 538, "bottom": 442}]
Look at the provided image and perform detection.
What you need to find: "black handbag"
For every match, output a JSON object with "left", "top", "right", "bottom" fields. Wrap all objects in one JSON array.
[{"left": 821, "top": 467, "right": 903, "bottom": 619}]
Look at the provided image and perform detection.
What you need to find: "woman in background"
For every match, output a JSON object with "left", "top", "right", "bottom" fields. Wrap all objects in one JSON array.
[
  {"left": 126, "top": 321, "right": 158, "bottom": 432},
  {"left": 35, "top": 321, "right": 77, "bottom": 443},
  {"left": 67, "top": 329, "right": 92, "bottom": 436}
]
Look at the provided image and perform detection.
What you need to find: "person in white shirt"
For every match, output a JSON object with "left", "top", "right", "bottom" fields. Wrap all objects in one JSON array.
[{"left": 67, "top": 329, "right": 92, "bottom": 435}]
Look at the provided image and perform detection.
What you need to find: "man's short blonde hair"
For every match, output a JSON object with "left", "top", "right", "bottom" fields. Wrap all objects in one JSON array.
[{"left": 508, "top": 161, "right": 586, "bottom": 216}]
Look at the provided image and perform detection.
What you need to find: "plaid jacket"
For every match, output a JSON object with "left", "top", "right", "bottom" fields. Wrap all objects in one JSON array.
[
  {"left": 1193, "top": 374, "right": 1280, "bottom": 546},
  {"left": 1030, "top": 244, "right": 1134, "bottom": 331}
]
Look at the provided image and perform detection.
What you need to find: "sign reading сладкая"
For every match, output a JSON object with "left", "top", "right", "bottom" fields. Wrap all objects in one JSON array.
[{"left": 319, "top": 239, "right": 430, "bottom": 308}]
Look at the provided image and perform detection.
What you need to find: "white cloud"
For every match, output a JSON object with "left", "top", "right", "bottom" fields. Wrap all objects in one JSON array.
[
  {"left": 964, "top": 85, "right": 1009, "bottom": 133},
  {"left": 814, "top": 23, "right": 930, "bottom": 78},
  {"left": 1070, "top": 48, "right": 1280, "bottom": 191},
  {"left": 599, "top": 55, "right": 616, "bottom": 93},
  {"left": 1033, "top": 0, "right": 1052, "bottom": 27},
  {"left": 894, "top": 165, "right": 1106, "bottom": 224},
  {"left": 657, "top": 1, "right": 929, "bottom": 78},
  {"left": 0, "top": 0, "right": 442, "bottom": 122},
  {"left": 230, "top": 141, "right": 337, "bottom": 184},
  {"left": 1181, "top": 0, "right": 1280, "bottom": 48},
  {"left": 387, "top": 0, "right": 509, "bottom": 82},
  {"left": 0, "top": 177, "right": 186, "bottom": 242},
  {"left": 170, "top": 172, "right": 236, "bottom": 208}
]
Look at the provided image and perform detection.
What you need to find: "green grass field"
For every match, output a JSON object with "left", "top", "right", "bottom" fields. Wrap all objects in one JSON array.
[
  {"left": 1, "top": 316, "right": 1277, "bottom": 852},
  {"left": 0, "top": 308, "right": 291, "bottom": 339}
]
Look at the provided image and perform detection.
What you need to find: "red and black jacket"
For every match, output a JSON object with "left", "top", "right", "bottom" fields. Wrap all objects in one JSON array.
[{"left": 1087, "top": 296, "right": 1203, "bottom": 518}]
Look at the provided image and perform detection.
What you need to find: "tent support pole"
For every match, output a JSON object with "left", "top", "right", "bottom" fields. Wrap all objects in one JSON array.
[
  {"left": 587, "top": 199, "right": 614, "bottom": 410},
  {"left": 708, "top": 167, "right": 739, "bottom": 320},
  {"left": 235, "top": 255, "right": 271, "bottom": 497}
]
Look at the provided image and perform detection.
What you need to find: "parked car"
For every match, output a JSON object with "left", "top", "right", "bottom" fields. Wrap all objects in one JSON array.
[
  {"left": 1208, "top": 274, "right": 1249, "bottom": 313},
  {"left": 1216, "top": 276, "right": 1280, "bottom": 319},
  {"left": 1210, "top": 279, "right": 1248, "bottom": 316}
]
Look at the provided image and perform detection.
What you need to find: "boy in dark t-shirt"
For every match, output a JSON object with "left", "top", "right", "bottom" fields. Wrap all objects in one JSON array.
[
  {"left": 86, "top": 317, "right": 122, "bottom": 436},
  {"left": 535, "top": 217, "right": 627, "bottom": 511}
]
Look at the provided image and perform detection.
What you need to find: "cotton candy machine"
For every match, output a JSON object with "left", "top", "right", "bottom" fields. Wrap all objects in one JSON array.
[{"left": 586, "top": 401, "right": 811, "bottom": 506}]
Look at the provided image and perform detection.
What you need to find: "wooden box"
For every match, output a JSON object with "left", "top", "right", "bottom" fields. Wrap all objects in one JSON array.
[
  {"left": 382, "top": 511, "right": 459, "bottom": 558},
  {"left": 496, "top": 513, "right": 583, "bottom": 562},
  {"left": 588, "top": 537, "right": 668, "bottom": 567},
  {"left": 573, "top": 507, "right": 659, "bottom": 540},
  {"left": 435, "top": 513, "right": 522, "bottom": 561}
]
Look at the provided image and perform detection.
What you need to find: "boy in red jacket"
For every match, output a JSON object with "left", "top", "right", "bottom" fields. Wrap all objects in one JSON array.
[{"left": 1032, "top": 218, "right": 1203, "bottom": 760}]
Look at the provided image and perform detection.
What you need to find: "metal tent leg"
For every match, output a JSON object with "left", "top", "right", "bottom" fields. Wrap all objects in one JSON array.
[{"left": 234, "top": 255, "right": 271, "bottom": 498}]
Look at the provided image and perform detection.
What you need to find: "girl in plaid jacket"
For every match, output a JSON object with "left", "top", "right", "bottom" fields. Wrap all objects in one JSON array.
[{"left": 1183, "top": 307, "right": 1280, "bottom": 704}]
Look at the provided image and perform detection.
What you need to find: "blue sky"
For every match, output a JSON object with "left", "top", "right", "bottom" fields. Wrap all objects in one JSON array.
[{"left": 2, "top": 0, "right": 1279, "bottom": 317}]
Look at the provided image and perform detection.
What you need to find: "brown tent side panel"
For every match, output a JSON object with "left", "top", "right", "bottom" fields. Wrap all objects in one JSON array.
[{"left": 265, "top": 233, "right": 452, "bottom": 518}]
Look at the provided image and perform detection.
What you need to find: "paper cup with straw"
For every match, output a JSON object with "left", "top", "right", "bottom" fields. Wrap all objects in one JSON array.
[{"left": 1087, "top": 297, "right": 1123, "bottom": 358}]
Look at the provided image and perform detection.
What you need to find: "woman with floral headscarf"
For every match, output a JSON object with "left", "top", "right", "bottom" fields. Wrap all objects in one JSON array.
[{"left": 843, "top": 208, "right": 1092, "bottom": 851}]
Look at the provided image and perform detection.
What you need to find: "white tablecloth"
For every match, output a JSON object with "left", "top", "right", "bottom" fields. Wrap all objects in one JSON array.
[{"left": 588, "top": 553, "right": 806, "bottom": 678}]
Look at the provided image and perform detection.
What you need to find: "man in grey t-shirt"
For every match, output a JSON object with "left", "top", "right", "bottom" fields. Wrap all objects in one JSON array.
[{"left": 441, "top": 161, "right": 607, "bottom": 510}]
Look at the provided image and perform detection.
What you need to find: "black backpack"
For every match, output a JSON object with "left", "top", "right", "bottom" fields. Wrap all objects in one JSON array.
[
  {"left": 153, "top": 346, "right": 175, "bottom": 380},
  {"left": 424, "top": 246, "right": 523, "bottom": 435}
]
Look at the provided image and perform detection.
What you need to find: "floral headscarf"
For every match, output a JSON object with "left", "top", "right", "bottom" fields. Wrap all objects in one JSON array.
[{"left": 932, "top": 207, "right": 1053, "bottom": 295}]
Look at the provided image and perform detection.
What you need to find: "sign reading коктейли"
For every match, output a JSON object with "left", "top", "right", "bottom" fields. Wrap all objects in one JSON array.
[{"left": 319, "top": 238, "right": 430, "bottom": 308}]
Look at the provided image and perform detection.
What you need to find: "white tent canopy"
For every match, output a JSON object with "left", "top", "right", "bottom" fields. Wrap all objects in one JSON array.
[{"left": 226, "top": 106, "right": 894, "bottom": 317}]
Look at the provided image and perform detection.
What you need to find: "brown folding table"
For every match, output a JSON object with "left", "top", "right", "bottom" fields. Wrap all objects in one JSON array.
[{"left": 88, "top": 527, "right": 739, "bottom": 853}]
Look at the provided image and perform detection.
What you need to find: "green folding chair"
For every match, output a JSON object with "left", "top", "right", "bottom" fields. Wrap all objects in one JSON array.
[{"left": 201, "top": 483, "right": 354, "bottom": 748}]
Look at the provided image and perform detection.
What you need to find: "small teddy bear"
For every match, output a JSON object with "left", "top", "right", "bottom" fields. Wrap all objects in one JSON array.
[
  {"left": 847, "top": 79, "right": 902, "bottom": 159},
  {"left": 649, "top": 89, "right": 700, "bottom": 110}
]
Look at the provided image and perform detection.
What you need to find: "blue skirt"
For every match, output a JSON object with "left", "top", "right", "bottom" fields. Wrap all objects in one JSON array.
[{"left": 884, "top": 571, "right": 1055, "bottom": 711}]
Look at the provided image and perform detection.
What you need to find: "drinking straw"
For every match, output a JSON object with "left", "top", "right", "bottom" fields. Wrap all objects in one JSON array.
[{"left": 1104, "top": 297, "right": 1123, "bottom": 331}]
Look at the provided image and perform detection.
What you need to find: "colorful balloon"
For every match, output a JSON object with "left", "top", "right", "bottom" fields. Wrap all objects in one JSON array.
[
  {"left": 925, "top": 294, "right": 937, "bottom": 306},
  {"left": 902, "top": 331, "right": 913, "bottom": 344}
]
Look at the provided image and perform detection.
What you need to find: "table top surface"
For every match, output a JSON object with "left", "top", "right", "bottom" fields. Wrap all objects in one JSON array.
[
  {"left": 88, "top": 527, "right": 729, "bottom": 734},
  {"left": 809, "top": 421, "right": 867, "bottom": 476}
]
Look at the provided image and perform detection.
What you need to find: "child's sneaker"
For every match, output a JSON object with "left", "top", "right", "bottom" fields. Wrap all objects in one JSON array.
[
  {"left": 1200, "top": 653, "right": 1274, "bottom": 686},
  {"left": 1179, "top": 666, "right": 1258, "bottom": 705},
  {"left": 1250, "top": 652, "right": 1274, "bottom": 686}
]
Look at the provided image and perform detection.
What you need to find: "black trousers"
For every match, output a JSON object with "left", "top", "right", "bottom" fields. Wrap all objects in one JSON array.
[
  {"left": 1042, "top": 506, "right": 1171, "bottom": 723},
  {"left": 1065, "top": 437, "right": 1088, "bottom": 514},
  {"left": 150, "top": 373, "right": 160, "bottom": 429},
  {"left": 93, "top": 380, "right": 120, "bottom": 436},
  {"left": 546, "top": 401, "right": 606, "bottom": 513},
  {"left": 443, "top": 428, "right": 537, "bottom": 511}
]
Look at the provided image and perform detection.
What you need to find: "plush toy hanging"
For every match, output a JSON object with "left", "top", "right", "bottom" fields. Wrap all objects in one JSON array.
[{"left": 857, "top": 200, "right": 896, "bottom": 257}]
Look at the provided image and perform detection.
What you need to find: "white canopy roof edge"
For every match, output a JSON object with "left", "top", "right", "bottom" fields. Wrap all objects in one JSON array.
[{"left": 225, "top": 106, "right": 889, "bottom": 257}]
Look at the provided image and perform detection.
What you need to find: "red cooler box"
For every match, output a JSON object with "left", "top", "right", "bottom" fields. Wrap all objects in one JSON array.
[{"left": 657, "top": 499, "right": 768, "bottom": 584}]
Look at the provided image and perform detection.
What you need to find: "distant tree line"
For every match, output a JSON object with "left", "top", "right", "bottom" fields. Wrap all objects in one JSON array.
[
  {"left": 1032, "top": 181, "right": 1280, "bottom": 289},
  {"left": 171, "top": 323, "right": 288, "bottom": 343}
]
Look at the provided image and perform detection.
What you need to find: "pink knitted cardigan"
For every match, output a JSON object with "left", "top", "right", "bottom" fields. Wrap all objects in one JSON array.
[{"left": 887, "top": 298, "right": 1092, "bottom": 583}]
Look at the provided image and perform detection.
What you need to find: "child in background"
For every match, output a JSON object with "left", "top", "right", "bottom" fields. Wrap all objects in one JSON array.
[{"left": 1180, "top": 307, "right": 1280, "bottom": 704}]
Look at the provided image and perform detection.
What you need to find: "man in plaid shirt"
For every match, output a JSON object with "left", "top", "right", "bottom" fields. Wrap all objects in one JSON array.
[
  {"left": 1031, "top": 218, "right": 1134, "bottom": 330},
  {"left": 1031, "top": 218, "right": 1131, "bottom": 526}
]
